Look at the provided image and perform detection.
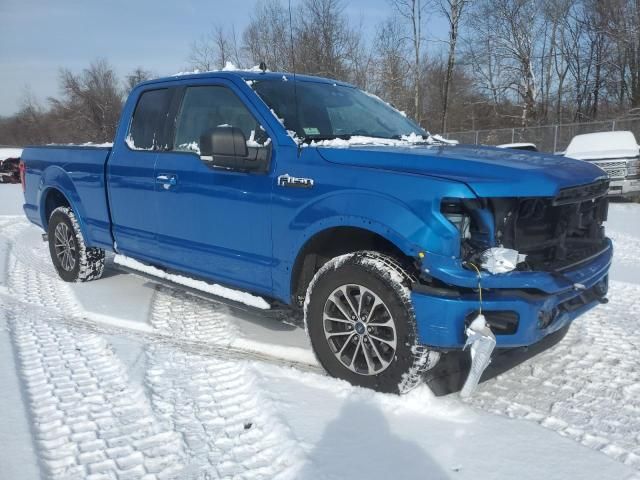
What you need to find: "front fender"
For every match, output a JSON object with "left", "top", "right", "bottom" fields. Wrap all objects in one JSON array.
[
  {"left": 271, "top": 189, "right": 467, "bottom": 303},
  {"left": 288, "top": 190, "right": 462, "bottom": 258}
]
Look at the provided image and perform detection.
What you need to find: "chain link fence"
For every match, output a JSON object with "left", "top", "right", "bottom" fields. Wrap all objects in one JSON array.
[{"left": 446, "top": 118, "right": 640, "bottom": 154}]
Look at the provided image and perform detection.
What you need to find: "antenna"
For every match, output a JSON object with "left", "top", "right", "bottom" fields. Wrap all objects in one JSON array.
[{"left": 288, "top": 0, "right": 301, "bottom": 153}]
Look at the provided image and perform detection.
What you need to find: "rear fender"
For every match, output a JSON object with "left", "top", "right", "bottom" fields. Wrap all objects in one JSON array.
[{"left": 39, "top": 166, "right": 91, "bottom": 241}]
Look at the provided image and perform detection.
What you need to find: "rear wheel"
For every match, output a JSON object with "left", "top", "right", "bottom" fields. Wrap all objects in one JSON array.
[
  {"left": 48, "top": 206, "right": 105, "bottom": 282},
  {"left": 304, "top": 251, "right": 438, "bottom": 393}
]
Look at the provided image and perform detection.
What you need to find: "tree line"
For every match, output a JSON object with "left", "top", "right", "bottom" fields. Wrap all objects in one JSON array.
[{"left": 1, "top": 0, "right": 639, "bottom": 146}]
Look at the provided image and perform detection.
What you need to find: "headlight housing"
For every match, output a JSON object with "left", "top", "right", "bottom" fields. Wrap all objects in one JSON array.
[
  {"left": 440, "top": 198, "right": 526, "bottom": 273},
  {"left": 440, "top": 198, "right": 493, "bottom": 259},
  {"left": 441, "top": 198, "right": 471, "bottom": 240},
  {"left": 627, "top": 157, "right": 640, "bottom": 177}
]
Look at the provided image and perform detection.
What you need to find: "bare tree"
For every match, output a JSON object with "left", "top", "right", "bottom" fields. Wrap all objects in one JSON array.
[
  {"left": 439, "top": 0, "right": 471, "bottom": 132},
  {"left": 606, "top": 0, "right": 640, "bottom": 109},
  {"left": 388, "top": 0, "right": 429, "bottom": 124},
  {"left": 466, "top": 0, "right": 543, "bottom": 126},
  {"left": 125, "top": 67, "right": 154, "bottom": 93},
  {"left": 189, "top": 25, "right": 244, "bottom": 71},
  {"left": 373, "top": 16, "right": 412, "bottom": 110},
  {"left": 243, "top": 0, "right": 293, "bottom": 71},
  {"left": 50, "top": 59, "right": 123, "bottom": 143},
  {"left": 295, "top": 0, "right": 357, "bottom": 80}
]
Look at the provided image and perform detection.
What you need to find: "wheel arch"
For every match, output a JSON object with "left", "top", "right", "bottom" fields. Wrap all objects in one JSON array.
[
  {"left": 39, "top": 185, "right": 90, "bottom": 244},
  {"left": 289, "top": 224, "right": 419, "bottom": 305},
  {"left": 42, "top": 187, "right": 71, "bottom": 224}
]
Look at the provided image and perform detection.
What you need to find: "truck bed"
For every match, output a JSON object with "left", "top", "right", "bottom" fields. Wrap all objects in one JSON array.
[{"left": 22, "top": 145, "right": 114, "bottom": 250}]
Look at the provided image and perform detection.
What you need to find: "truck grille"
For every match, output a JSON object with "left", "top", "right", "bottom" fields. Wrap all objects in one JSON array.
[
  {"left": 593, "top": 160, "right": 627, "bottom": 179},
  {"left": 493, "top": 181, "right": 610, "bottom": 272}
]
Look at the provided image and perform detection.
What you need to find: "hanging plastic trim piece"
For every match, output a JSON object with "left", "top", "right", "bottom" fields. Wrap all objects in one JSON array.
[
  {"left": 460, "top": 314, "right": 496, "bottom": 398},
  {"left": 480, "top": 247, "right": 527, "bottom": 274},
  {"left": 460, "top": 262, "right": 496, "bottom": 398}
]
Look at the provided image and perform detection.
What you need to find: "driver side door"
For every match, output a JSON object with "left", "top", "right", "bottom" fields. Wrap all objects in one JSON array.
[{"left": 153, "top": 81, "right": 274, "bottom": 296}]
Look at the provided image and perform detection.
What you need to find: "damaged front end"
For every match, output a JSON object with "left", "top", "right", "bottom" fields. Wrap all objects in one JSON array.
[
  {"left": 434, "top": 180, "right": 610, "bottom": 395},
  {"left": 441, "top": 179, "right": 610, "bottom": 274}
]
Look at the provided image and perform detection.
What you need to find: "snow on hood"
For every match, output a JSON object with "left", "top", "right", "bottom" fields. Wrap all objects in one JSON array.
[
  {"left": 307, "top": 133, "right": 457, "bottom": 148},
  {"left": 316, "top": 143, "right": 607, "bottom": 198},
  {"left": 0, "top": 148, "right": 23, "bottom": 161},
  {"left": 565, "top": 131, "right": 639, "bottom": 160}
]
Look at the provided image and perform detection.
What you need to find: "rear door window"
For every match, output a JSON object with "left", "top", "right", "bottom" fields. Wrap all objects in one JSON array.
[{"left": 127, "top": 89, "right": 172, "bottom": 150}]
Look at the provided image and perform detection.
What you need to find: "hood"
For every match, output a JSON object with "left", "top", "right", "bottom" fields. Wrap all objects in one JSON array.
[
  {"left": 316, "top": 143, "right": 607, "bottom": 198},
  {"left": 565, "top": 131, "right": 639, "bottom": 160}
]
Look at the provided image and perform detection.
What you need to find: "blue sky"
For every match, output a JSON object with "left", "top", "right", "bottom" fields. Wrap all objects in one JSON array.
[{"left": 0, "top": 0, "right": 446, "bottom": 116}]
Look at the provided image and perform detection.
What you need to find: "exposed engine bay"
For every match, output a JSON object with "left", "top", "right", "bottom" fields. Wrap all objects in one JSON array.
[{"left": 442, "top": 179, "right": 610, "bottom": 273}]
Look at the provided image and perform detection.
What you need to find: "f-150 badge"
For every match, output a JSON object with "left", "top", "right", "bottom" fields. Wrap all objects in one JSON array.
[{"left": 277, "top": 174, "right": 314, "bottom": 188}]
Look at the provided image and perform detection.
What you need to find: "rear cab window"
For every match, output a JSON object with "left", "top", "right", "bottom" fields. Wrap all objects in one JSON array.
[{"left": 127, "top": 89, "right": 172, "bottom": 150}]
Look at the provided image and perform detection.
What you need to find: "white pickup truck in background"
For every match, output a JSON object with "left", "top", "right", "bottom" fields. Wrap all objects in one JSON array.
[{"left": 565, "top": 131, "right": 640, "bottom": 199}]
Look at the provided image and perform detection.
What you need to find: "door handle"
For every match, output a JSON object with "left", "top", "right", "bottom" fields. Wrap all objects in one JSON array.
[{"left": 156, "top": 174, "right": 177, "bottom": 189}]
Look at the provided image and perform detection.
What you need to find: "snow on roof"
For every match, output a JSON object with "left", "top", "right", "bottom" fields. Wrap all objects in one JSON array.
[
  {"left": 161, "top": 69, "right": 351, "bottom": 88},
  {"left": 172, "top": 62, "right": 266, "bottom": 77},
  {"left": 0, "top": 148, "right": 22, "bottom": 162},
  {"left": 497, "top": 143, "right": 537, "bottom": 149},
  {"left": 565, "top": 131, "right": 639, "bottom": 160}
]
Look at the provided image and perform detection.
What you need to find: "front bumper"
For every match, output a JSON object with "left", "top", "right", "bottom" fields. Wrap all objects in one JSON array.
[
  {"left": 411, "top": 240, "right": 612, "bottom": 349},
  {"left": 607, "top": 178, "right": 640, "bottom": 197}
]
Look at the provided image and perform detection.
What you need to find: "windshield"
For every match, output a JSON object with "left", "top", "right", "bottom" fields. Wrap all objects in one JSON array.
[{"left": 251, "top": 79, "right": 427, "bottom": 142}]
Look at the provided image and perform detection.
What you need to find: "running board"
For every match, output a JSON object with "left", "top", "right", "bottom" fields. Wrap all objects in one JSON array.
[{"left": 114, "top": 262, "right": 302, "bottom": 327}]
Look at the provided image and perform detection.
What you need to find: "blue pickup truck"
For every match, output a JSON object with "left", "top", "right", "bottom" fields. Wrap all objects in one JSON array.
[{"left": 20, "top": 70, "right": 612, "bottom": 393}]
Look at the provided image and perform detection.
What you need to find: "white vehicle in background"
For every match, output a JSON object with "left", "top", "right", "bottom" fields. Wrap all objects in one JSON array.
[{"left": 564, "top": 131, "right": 640, "bottom": 199}]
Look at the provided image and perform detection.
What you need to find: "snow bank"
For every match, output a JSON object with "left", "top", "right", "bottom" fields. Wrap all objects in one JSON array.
[{"left": 0, "top": 148, "right": 22, "bottom": 161}]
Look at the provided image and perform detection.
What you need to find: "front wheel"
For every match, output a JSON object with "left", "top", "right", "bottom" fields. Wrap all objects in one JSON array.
[
  {"left": 48, "top": 206, "right": 105, "bottom": 282},
  {"left": 304, "top": 251, "right": 438, "bottom": 393}
]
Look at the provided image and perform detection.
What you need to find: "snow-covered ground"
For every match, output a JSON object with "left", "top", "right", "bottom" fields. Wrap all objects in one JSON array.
[{"left": 1, "top": 183, "right": 638, "bottom": 480}]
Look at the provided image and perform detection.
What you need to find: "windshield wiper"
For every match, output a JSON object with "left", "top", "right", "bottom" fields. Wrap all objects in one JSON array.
[{"left": 301, "top": 134, "right": 353, "bottom": 143}]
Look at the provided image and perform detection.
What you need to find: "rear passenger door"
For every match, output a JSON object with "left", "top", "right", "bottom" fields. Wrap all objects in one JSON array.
[
  {"left": 153, "top": 81, "right": 275, "bottom": 296},
  {"left": 107, "top": 88, "right": 174, "bottom": 262}
]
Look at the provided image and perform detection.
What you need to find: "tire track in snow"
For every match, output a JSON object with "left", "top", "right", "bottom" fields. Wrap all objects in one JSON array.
[
  {"left": 8, "top": 307, "right": 186, "bottom": 480},
  {"left": 4, "top": 223, "right": 187, "bottom": 479},
  {"left": 145, "top": 286, "right": 305, "bottom": 479},
  {"left": 609, "top": 230, "right": 640, "bottom": 268},
  {"left": 468, "top": 280, "right": 640, "bottom": 470},
  {"left": 3, "top": 218, "right": 306, "bottom": 478}
]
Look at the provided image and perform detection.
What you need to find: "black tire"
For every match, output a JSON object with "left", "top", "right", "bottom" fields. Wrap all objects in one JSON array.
[
  {"left": 304, "top": 251, "right": 438, "bottom": 394},
  {"left": 48, "top": 206, "right": 105, "bottom": 282}
]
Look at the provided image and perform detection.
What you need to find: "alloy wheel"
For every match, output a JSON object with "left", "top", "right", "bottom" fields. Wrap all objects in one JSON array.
[
  {"left": 54, "top": 222, "right": 77, "bottom": 272},
  {"left": 322, "top": 284, "right": 397, "bottom": 376}
]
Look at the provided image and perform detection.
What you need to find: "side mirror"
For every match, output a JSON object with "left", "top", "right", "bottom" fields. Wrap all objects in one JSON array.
[
  {"left": 200, "top": 126, "right": 271, "bottom": 172},
  {"left": 200, "top": 126, "right": 248, "bottom": 159}
]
